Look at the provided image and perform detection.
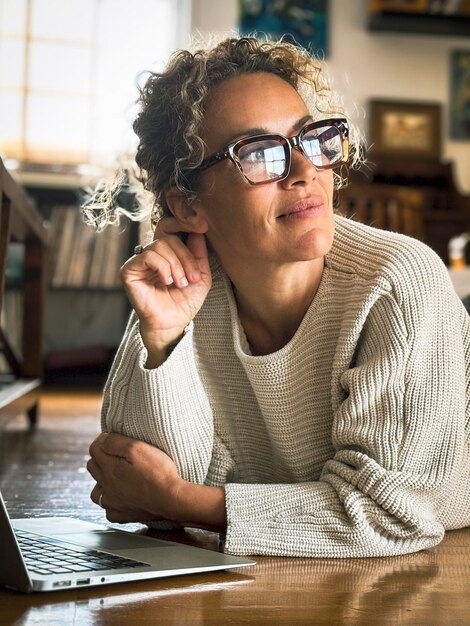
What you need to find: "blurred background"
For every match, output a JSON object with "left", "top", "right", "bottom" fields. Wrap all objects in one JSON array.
[{"left": 0, "top": 0, "right": 469, "bottom": 401}]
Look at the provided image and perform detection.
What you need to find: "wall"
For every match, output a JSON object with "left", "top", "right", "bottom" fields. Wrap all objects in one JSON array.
[{"left": 190, "top": 0, "right": 470, "bottom": 193}]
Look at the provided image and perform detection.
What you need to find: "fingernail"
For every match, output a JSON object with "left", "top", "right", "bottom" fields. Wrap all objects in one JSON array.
[
  {"left": 165, "top": 276, "right": 174, "bottom": 285},
  {"left": 179, "top": 276, "right": 189, "bottom": 287}
]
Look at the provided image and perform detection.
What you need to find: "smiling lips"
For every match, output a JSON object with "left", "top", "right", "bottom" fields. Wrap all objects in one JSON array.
[{"left": 277, "top": 198, "right": 325, "bottom": 219}]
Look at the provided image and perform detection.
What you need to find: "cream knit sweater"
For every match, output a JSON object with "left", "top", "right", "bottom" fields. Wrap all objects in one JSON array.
[{"left": 102, "top": 215, "right": 470, "bottom": 557}]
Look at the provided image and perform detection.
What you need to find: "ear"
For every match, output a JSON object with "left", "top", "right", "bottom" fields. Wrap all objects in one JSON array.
[{"left": 165, "top": 187, "right": 208, "bottom": 234}]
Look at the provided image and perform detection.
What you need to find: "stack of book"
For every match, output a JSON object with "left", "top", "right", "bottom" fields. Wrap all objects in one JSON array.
[{"left": 47, "top": 205, "right": 131, "bottom": 289}]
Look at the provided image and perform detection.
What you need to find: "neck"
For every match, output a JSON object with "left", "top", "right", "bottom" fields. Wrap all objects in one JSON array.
[{"left": 228, "top": 257, "right": 325, "bottom": 355}]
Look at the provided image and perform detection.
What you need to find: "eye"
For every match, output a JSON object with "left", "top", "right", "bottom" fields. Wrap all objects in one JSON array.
[{"left": 242, "top": 146, "right": 265, "bottom": 162}]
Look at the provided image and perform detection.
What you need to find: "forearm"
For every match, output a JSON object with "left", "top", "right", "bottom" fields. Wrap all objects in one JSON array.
[
  {"left": 223, "top": 478, "right": 444, "bottom": 558},
  {"left": 102, "top": 318, "right": 215, "bottom": 484}
]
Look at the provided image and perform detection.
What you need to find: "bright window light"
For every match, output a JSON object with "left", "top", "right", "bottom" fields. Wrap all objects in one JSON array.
[{"left": 0, "top": 0, "right": 190, "bottom": 171}]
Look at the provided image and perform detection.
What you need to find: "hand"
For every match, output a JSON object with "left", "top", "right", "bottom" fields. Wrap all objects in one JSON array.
[
  {"left": 120, "top": 218, "right": 212, "bottom": 361},
  {"left": 88, "top": 432, "right": 183, "bottom": 523},
  {"left": 87, "top": 433, "right": 227, "bottom": 530}
]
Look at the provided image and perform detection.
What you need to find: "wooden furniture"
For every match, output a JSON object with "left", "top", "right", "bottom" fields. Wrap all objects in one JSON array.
[
  {"left": 0, "top": 530, "right": 469, "bottom": 625},
  {"left": 0, "top": 158, "right": 48, "bottom": 426},
  {"left": 339, "top": 158, "right": 470, "bottom": 264},
  {"left": 339, "top": 182, "right": 424, "bottom": 241},
  {"left": 0, "top": 389, "right": 469, "bottom": 625}
]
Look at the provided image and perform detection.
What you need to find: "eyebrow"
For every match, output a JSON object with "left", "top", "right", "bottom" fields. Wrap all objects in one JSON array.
[{"left": 226, "top": 114, "right": 314, "bottom": 145}]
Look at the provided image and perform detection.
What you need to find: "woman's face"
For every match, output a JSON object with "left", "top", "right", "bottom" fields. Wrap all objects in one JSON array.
[{"left": 193, "top": 72, "right": 336, "bottom": 272}]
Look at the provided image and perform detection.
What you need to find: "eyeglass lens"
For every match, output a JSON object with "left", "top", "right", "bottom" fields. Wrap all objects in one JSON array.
[{"left": 236, "top": 124, "right": 344, "bottom": 184}]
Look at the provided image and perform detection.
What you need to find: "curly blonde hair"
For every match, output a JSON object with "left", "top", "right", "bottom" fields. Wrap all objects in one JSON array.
[{"left": 84, "top": 35, "right": 363, "bottom": 229}]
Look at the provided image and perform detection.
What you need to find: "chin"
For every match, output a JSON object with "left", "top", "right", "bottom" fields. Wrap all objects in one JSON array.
[{"left": 293, "top": 226, "right": 334, "bottom": 261}]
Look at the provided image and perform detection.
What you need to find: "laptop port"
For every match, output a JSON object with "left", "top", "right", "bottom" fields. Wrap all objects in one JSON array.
[
  {"left": 76, "top": 579, "right": 91, "bottom": 586},
  {"left": 52, "top": 580, "right": 71, "bottom": 588}
]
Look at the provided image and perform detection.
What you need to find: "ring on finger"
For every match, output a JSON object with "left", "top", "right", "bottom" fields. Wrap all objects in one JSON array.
[{"left": 98, "top": 492, "right": 105, "bottom": 509}]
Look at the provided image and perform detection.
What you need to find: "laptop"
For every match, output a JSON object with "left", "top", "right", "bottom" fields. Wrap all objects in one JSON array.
[{"left": 0, "top": 490, "right": 255, "bottom": 593}]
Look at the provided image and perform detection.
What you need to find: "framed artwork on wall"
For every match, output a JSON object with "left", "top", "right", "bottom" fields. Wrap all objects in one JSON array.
[
  {"left": 369, "top": 0, "right": 428, "bottom": 13},
  {"left": 239, "top": 0, "right": 329, "bottom": 57},
  {"left": 369, "top": 100, "right": 442, "bottom": 160},
  {"left": 369, "top": 0, "right": 470, "bottom": 14},
  {"left": 450, "top": 50, "right": 470, "bottom": 140}
]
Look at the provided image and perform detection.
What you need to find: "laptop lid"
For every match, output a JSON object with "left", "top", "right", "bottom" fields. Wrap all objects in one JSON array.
[
  {"left": 0, "top": 490, "right": 255, "bottom": 593},
  {"left": 0, "top": 491, "right": 33, "bottom": 592}
]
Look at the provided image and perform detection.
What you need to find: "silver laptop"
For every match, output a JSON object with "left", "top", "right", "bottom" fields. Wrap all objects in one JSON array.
[{"left": 0, "top": 490, "right": 254, "bottom": 593}]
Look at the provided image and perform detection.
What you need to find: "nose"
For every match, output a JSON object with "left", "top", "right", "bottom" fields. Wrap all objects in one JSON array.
[{"left": 280, "top": 143, "right": 317, "bottom": 188}]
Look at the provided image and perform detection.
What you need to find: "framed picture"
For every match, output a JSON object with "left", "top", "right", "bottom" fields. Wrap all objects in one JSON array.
[
  {"left": 369, "top": 100, "right": 442, "bottom": 159},
  {"left": 368, "top": 0, "right": 428, "bottom": 13},
  {"left": 450, "top": 50, "right": 470, "bottom": 140},
  {"left": 239, "top": 0, "right": 329, "bottom": 57}
]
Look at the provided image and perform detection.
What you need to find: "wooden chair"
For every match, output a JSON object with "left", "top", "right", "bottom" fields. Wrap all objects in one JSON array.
[
  {"left": 346, "top": 158, "right": 470, "bottom": 264},
  {"left": 338, "top": 183, "right": 425, "bottom": 241}
]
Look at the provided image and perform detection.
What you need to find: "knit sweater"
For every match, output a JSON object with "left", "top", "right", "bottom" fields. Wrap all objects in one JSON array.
[{"left": 102, "top": 215, "right": 470, "bottom": 558}]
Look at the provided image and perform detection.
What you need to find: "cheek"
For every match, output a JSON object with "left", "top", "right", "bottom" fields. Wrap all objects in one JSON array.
[
  {"left": 204, "top": 192, "right": 273, "bottom": 253},
  {"left": 203, "top": 183, "right": 275, "bottom": 227},
  {"left": 199, "top": 160, "right": 244, "bottom": 195},
  {"left": 318, "top": 170, "right": 334, "bottom": 199}
]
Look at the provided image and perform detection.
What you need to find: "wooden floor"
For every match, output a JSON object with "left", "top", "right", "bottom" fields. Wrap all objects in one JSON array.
[
  {"left": 0, "top": 389, "right": 104, "bottom": 523},
  {"left": 1, "top": 389, "right": 470, "bottom": 626}
]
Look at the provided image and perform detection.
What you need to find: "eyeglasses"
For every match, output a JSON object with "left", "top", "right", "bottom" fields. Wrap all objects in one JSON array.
[{"left": 197, "top": 118, "right": 349, "bottom": 185}]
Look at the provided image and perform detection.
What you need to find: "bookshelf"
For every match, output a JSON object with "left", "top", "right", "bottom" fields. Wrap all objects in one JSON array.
[
  {"left": 0, "top": 158, "right": 48, "bottom": 426},
  {"left": 22, "top": 181, "right": 137, "bottom": 387}
]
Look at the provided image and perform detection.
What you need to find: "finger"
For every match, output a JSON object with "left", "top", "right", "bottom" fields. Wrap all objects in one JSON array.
[
  {"left": 154, "top": 216, "right": 186, "bottom": 239},
  {"left": 147, "top": 237, "right": 195, "bottom": 287},
  {"left": 88, "top": 433, "right": 108, "bottom": 460},
  {"left": 87, "top": 458, "right": 104, "bottom": 484},
  {"left": 156, "top": 235, "right": 204, "bottom": 284},
  {"left": 130, "top": 238, "right": 192, "bottom": 289},
  {"left": 90, "top": 482, "right": 103, "bottom": 506},
  {"left": 100, "top": 432, "right": 137, "bottom": 460},
  {"left": 186, "top": 233, "right": 210, "bottom": 276},
  {"left": 122, "top": 244, "right": 175, "bottom": 287},
  {"left": 88, "top": 432, "right": 109, "bottom": 458},
  {"left": 139, "top": 238, "right": 201, "bottom": 288},
  {"left": 93, "top": 487, "right": 121, "bottom": 513}
]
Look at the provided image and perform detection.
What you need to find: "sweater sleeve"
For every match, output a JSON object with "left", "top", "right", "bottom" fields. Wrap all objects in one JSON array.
[
  {"left": 101, "top": 312, "right": 219, "bottom": 485},
  {"left": 223, "top": 247, "right": 469, "bottom": 557}
]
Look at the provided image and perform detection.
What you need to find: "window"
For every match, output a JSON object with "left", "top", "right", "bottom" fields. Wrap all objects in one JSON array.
[{"left": 0, "top": 0, "right": 190, "bottom": 172}]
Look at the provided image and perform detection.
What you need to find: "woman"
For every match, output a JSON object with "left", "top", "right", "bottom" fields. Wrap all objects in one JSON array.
[{"left": 87, "top": 36, "right": 470, "bottom": 557}]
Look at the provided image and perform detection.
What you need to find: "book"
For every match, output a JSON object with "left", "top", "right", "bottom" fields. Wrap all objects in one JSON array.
[
  {"left": 87, "top": 228, "right": 107, "bottom": 287},
  {"left": 47, "top": 205, "right": 67, "bottom": 281},
  {"left": 52, "top": 207, "right": 79, "bottom": 287},
  {"left": 67, "top": 218, "right": 96, "bottom": 287}
]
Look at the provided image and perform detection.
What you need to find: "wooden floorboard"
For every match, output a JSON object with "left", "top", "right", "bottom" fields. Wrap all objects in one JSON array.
[{"left": 0, "top": 389, "right": 107, "bottom": 523}]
